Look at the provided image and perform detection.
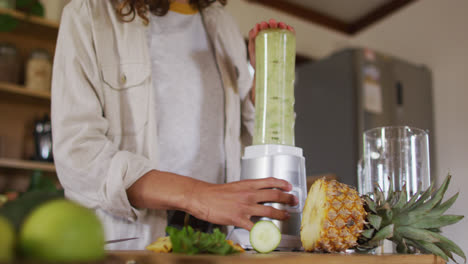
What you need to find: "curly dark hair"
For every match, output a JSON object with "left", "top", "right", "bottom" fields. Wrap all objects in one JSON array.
[{"left": 117, "top": 0, "right": 227, "bottom": 24}]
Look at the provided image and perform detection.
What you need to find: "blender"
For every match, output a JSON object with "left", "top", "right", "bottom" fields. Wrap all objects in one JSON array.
[{"left": 228, "top": 28, "right": 307, "bottom": 250}]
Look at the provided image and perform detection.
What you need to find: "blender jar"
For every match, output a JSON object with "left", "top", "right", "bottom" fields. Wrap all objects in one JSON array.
[
  {"left": 253, "top": 29, "right": 296, "bottom": 146},
  {"left": 231, "top": 28, "right": 305, "bottom": 249}
]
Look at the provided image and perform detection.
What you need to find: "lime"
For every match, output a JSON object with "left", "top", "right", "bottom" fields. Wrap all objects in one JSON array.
[
  {"left": 250, "top": 220, "right": 282, "bottom": 253},
  {"left": 0, "top": 215, "right": 15, "bottom": 262},
  {"left": 18, "top": 199, "right": 105, "bottom": 262}
]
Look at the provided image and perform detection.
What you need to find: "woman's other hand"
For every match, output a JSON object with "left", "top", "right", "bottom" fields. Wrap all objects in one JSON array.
[
  {"left": 188, "top": 177, "right": 298, "bottom": 230},
  {"left": 248, "top": 19, "right": 295, "bottom": 69},
  {"left": 127, "top": 171, "right": 298, "bottom": 231},
  {"left": 247, "top": 19, "right": 295, "bottom": 103}
]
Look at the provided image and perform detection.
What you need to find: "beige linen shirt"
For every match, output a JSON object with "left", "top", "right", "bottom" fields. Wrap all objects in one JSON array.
[{"left": 51, "top": 0, "right": 254, "bottom": 250}]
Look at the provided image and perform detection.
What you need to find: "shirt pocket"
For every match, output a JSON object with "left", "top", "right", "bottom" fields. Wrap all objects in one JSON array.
[{"left": 101, "top": 63, "right": 150, "bottom": 136}]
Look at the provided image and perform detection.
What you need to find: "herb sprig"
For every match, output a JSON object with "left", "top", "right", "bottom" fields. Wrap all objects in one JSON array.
[{"left": 166, "top": 226, "right": 240, "bottom": 255}]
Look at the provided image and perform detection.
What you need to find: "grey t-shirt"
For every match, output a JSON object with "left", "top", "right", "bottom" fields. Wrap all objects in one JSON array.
[{"left": 148, "top": 7, "right": 225, "bottom": 184}]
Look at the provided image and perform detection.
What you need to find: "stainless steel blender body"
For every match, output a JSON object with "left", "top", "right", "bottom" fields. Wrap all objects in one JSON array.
[
  {"left": 240, "top": 145, "right": 307, "bottom": 237},
  {"left": 228, "top": 29, "right": 303, "bottom": 250}
]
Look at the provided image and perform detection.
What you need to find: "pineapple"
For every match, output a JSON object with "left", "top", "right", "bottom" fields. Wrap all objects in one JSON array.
[
  {"left": 146, "top": 236, "right": 172, "bottom": 253},
  {"left": 146, "top": 236, "right": 245, "bottom": 254},
  {"left": 301, "top": 175, "right": 466, "bottom": 263},
  {"left": 301, "top": 179, "right": 366, "bottom": 252}
]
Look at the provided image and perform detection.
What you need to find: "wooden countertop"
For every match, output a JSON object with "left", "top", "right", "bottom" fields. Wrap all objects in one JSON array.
[{"left": 106, "top": 251, "right": 445, "bottom": 264}]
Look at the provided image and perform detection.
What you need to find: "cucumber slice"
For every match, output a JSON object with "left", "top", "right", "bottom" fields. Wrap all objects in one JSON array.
[{"left": 250, "top": 220, "right": 281, "bottom": 253}]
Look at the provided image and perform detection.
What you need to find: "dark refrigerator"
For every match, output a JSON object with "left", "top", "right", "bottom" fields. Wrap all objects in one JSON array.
[{"left": 294, "top": 48, "right": 434, "bottom": 187}]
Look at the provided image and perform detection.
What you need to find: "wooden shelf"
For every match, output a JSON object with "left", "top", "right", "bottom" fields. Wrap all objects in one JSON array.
[
  {"left": 0, "top": 8, "right": 57, "bottom": 192},
  {"left": 0, "top": 158, "right": 55, "bottom": 172},
  {"left": 0, "top": 82, "right": 51, "bottom": 101},
  {"left": 0, "top": 7, "right": 59, "bottom": 43},
  {"left": 0, "top": 7, "right": 59, "bottom": 30}
]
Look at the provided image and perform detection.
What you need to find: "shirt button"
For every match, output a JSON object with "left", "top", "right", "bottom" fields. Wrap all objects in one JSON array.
[{"left": 121, "top": 74, "right": 127, "bottom": 84}]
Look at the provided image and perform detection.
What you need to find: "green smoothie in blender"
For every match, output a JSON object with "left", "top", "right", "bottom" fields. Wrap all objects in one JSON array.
[{"left": 253, "top": 28, "right": 296, "bottom": 146}]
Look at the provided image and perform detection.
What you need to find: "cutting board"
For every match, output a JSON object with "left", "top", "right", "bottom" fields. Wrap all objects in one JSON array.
[{"left": 107, "top": 251, "right": 445, "bottom": 264}]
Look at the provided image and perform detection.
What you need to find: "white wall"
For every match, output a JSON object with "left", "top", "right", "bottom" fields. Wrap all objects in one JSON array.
[
  {"left": 353, "top": 0, "right": 468, "bottom": 256},
  {"left": 226, "top": 0, "right": 468, "bottom": 257}
]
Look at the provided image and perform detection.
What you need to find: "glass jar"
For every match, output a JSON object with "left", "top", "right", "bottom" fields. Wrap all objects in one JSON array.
[
  {"left": 358, "top": 126, "right": 431, "bottom": 198},
  {"left": 42, "top": 0, "right": 71, "bottom": 22},
  {"left": 253, "top": 29, "right": 296, "bottom": 146},
  {"left": 26, "top": 49, "right": 52, "bottom": 92},
  {"left": 0, "top": 0, "right": 15, "bottom": 9},
  {"left": 0, "top": 43, "right": 20, "bottom": 84}
]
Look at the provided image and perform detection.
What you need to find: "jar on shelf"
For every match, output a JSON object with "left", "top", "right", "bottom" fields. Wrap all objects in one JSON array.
[
  {"left": 0, "top": 135, "right": 4, "bottom": 158},
  {"left": 41, "top": 0, "right": 71, "bottom": 22},
  {"left": 33, "top": 114, "right": 53, "bottom": 162},
  {"left": 0, "top": 43, "right": 20, "bottom": 84},
  {"left": 0, "top": 0, "right": 15, "bottom": 9},
  {"left": 25, "top": 49, "right": 52, "bottom": 92}
]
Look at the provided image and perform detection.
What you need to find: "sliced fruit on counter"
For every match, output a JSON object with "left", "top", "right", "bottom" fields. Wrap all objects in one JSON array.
[
  {"left": 250, "top": 220, "right": 282, "bottom": 253},
  {"left": 226, "top": 239, "right": 245, "bottom": 253},
  {"left": 301, "top": 175, "right": 466, "bottom": 263},
  {"left": 146, "top": 226, "right": 244, "bottom": 255},
  {"left": 146, "top": 236, "right": 173, "bottom": 253},
  {"left": 18, "top": 199, "right": 105, "bottom": 262}
]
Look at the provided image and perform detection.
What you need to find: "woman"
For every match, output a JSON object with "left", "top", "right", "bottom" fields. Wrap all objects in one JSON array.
[{"left": 51, "top": 0, "right": 296, "bottom": 249}]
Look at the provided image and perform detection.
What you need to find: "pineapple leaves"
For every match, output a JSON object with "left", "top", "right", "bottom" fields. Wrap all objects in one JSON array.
[
  {"left": 393, "top": 211, "right": 421, "bottom": 226},
  {"left": 432, "top": 233, "right": 467, "bottom": 263},
  {"left": 386, "top": 178, "right": 395, "bottom": 203},
  {"left": 427, "top": 232, "right": 467, "bottom": 263},
  {"left": 368, "top": 214, "right": 382, "bottom": 230},
  {"left": 393, "top": 189, "right": 407, "bottom": 210},
  {"left": 361, "top": 229, "right": 375, "bottom": 239},
  {"left": 429, "top": 192, "right": 460, "bottom": 217},
  {"left": 373, "top": 183, "right": 385, "bottom": 206},
  {"left": 369, "top": 224, "right": 394, "bottom": 244},
  {"left": 395, "top": 238, "right": 409, "bottom": 254},
  {"left": 412, "top": 215, "right": 464, "bottom": 229},
  {"left": 412, "top": 175, "right": 451, "bottom": 214},
  {"left": 383, "top": 204, "right": 393, "bottom": 222},
  {"left": 404, "top": 189, "right": 422, "bottom": 210},
  {"left": 427, "top": 228, "right": 441, "bottom": 233},
  {"left": 406, "top": 239, "right": 449, "bottom": 262},
  {"left": 359, "top": 174, "right": 465, "bottom": 262},
  {"left": 440, "top": 248, "right": 455, "bottom": 263},
  {"left": 404, "top": 180, "right": 435, "bottom": 212},
  {"left": 397, "top": 226, "right": 439, "bottom": 243},
  {"left": 364, "top": 196, "right": 377, "bottom": 213}
]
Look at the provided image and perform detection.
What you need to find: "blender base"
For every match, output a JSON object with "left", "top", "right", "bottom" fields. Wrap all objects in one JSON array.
[
  {"left": 234, "top": 144, "right": 307, "bottom": 251},
  {"left": 227, "top": 228, "right": 303, "bottom": 251}
]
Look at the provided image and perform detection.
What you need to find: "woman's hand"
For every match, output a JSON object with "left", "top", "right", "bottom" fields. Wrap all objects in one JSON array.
[
  {"left": 248, "top": 18, "right": 296, "bottom": 69},
  {"left": 187, "top": 177, "right": 298, "bottom": 230},
  {"left": 127, "top": 171, "right": 297, "bottom": 230}
]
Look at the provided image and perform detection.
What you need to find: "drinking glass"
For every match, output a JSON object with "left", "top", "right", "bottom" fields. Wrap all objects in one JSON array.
[
  {"left": 358, "top": 126, "right": 431, "bottom": 253},
  {"left": 358, "top": 126, "right": 431, "bottom": 198}
]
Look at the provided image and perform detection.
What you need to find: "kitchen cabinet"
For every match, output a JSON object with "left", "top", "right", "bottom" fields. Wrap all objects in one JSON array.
[{"left": 0, "top": 7, "right": 58, "bottom": 191}]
